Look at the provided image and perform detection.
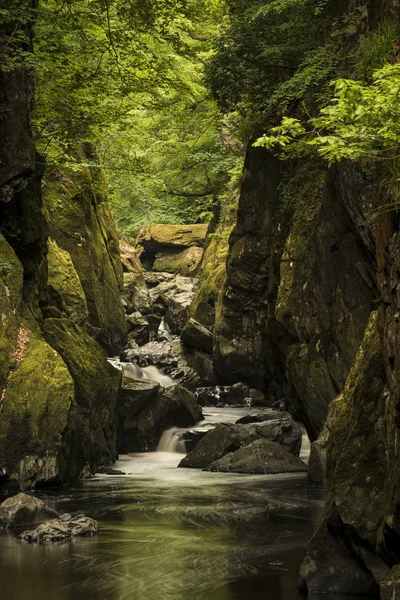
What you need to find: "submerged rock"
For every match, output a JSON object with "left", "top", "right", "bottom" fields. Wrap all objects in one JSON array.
[
  {"left": 0, "top": 493, "right": 58, "bottom": 529},
  {"left": 96, "top": 466, "right": 126, "bottom": 475},
  {"left": 19, "top": 514, "right": 99, "bottom": 544},
  {"left": 205, "top": 439, "right": 308, "bottom": 474}
]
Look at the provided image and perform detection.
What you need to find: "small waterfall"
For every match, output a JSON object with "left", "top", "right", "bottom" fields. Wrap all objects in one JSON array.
[
  {"left": 158, "top": 317, "right": 176, "bottom": 341},
  {"left": 157, "top": 428, "right": 187, "bottom": 453},
  {"left": 142, "top": 366, "right": 174, "bottom": 387}
]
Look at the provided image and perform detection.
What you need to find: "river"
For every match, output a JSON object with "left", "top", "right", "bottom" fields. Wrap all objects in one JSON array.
[{"left": 0, "top": 409, "right": 324, "bottom": 600}]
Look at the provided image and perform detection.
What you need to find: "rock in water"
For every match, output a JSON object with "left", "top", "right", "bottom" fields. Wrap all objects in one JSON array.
[
  {"left": 179, "top": 416, "right": 302, "bottom": 469},
  {"left": 205, "top": 439, "right": 308, "bottom": 474},
  {"left": 18, "top": 514, "right": 99, "bottom": 544},
  {"left": 0, "top": 493, "right": 58, "bottom": 529}
]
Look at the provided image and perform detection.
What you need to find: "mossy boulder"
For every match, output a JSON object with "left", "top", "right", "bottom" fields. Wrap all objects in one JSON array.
[
  {"left": 137, "top": 224, "right": 208, "bottom": 252},
  {"left": 153, "top": 246, "right": 203, "bottom": 276},
  {"left": 0, "top": 235, "right": 23, "bottom": 388},
  {"left": 47, "top": 237, "right": 89, "bottom": 324},
  {"left": 0, "top": 330, "right": 77, "bottom": 488},
  {"left": 42, "top": 318, "right": 121, "bottom": 469},
  {"left": 43, "top": 165, "right": 126, "bottom": 354}
]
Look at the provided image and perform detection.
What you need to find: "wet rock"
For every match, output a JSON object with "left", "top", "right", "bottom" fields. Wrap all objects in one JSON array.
[
  {"left": 96, "top": 466, "right": 126, "bottom": 475},
  {"left": 117, "top": 376, "right": 160, "bottom": 443},
  {"left": 236, "top": 410, "right": 294, "bottom": 424},
  {"left": 19, "top": 514, "right": 99, "bottom": 544},
  {"left": 80, "top": 463, "right": 94, "bottom": 480},
  {"left": 118, "top": 384, "right": 203, "bottom": 453},
  {"left": 153, "top": 247, "right": 203, "bottom": 276},
  {"left": 149, "top": 275, "right": 199, "bottom": 335},
  {"left": 299, "top": 522, "right": 379, "bottom": 597},
  {"left": 179, "top": 430, "right": 208, "bottom": 453},
  {"left": 205, "top": 439, "right": 308, "bottom": 474},
  {"left": 181, "top": 318, "right": 213, "bottom": 354},
  {"left": 381, "top": 566, "right": 400, "bottom": 600},
  {"left": 194, "top": 383, "right": 266, "bottom": 407},
  {"left": 0, "top": 493, "right": 58, "bottom": 529},
  {"left": 126, "top": 311, "right": 150, "bottom": 346},
  {"left": 179, "top": 416, "right": 302, "bottom": 469},
  {"left": 122, "top": 340, "right": 201, "bottom": 388}
]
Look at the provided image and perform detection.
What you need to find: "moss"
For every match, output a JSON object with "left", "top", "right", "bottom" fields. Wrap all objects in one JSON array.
[
  {"left": 47, "top": 238, "right": 89, "bottom": 323},
  {"left": 0, "top": 332, "right": 75, "bottom": 483},
  {"left": 189, "top": 199, "right": 237, "bottom": 327},
  {"left": 42, "top": 317, "right": 121, "bottom": 467},
  {"left": 0, "top": 235, "right": 23, "bottom": 388},
  {"left": 140, "top": 223, "right": 208, "bottom": 249},
  {"left": 153, "top": 247, "right": 203, "bottom": 276},
  {"left": 43, "top": 163, "right": 126, "bottom": 354}
]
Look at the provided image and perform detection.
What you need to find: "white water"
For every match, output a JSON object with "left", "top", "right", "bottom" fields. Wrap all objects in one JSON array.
[
  {"left": 157, "top": 427, "right": 187, "bottom": 453},
  {"left": 109, "top": 358, "right": 174, "bottom": 387}
]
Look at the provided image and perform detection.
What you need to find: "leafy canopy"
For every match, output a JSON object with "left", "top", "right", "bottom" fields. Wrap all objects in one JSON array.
[{"left": 254, "top": 64, "right": 400, "bottom": 166}]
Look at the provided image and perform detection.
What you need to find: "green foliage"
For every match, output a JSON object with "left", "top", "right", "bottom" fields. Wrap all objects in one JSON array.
[
  {"left": 254, "top": 64, "right": 400, "bottom": 167},
  {"left": 30, "top": 0, "right": 239, "bottom": 235},
  {"left": 207, "top": 0, "right": 364, "bottom": 134},
  {"left": 353, "top": 18, "right": 400, "bottom": 78}
]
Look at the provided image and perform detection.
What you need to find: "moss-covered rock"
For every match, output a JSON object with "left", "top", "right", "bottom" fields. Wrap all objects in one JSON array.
[
  {"left": 153, "top": 246, "right": 203, "bottom": 276},
  {"left": 47, "top": 238, "right": 88, "bottom": 324},
  {"left": 137, "top": 224, "right": 208, "bottom": 252},
  {"left": 42, "top": 318, "right": 121, "bottom": 469},
  {"left": 43, "top": 163, "right": 126, "bottom": 354},
  {"left": 0, "top": 329, "right": 76, "bottom": 488},
  {"left": 0, "top": 235, "right": 23, "bottom": 388}
]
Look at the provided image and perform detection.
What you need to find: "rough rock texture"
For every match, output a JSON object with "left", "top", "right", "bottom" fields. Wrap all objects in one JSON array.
[
  {"left": 19, "top": 513, "right": 99, "bottom": 543},
  {"left": 307, "top": 394, "right": 342, "bottom": 484},
  {"left": 137, "top": 224, "right": 208, "bottom": 252},
  {"left": 43, "top": 160, "right": 127, "bottom": 354},
  {"left": 214, "top": 148, "right": 377, "bottom": 440},
  {"left": 0, "top": 493, "right": 58, "bottom": 529},
  {"left": 179, "top": 416, "right": 302, "bottom": 469},
  {"left": 42, "top": 318, "right": 121, "bottom": 473},
  {"left": 0, "top": 6, "right": 127, "bottom": 490},
  {"left": 119, "top": 239, "right": 143, "bottom": 272},
  {"left": 181, "top": 318, "right": 213, "bottom": 354},
  {"left": 47, "top": 237, "right": 89, "bottom": 324},
  {"left": 205, "top": 439, "right": 308, "bottom": 474},
  {"left": 118, "top": 384, "right": 203, "bottom": 452},
  {"left": 300, "top": 313, "right": 387, "bottom": 594},
  {"left": 122, "top": 271, "right": 152, "bottom": 316},
  {"left": 153, "top": 246, "right": 203, "bottom": 276}
]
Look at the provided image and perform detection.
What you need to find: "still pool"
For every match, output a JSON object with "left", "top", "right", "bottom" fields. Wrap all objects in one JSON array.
[{"left": 0, "top": 451, "right": 324, "bottom": 600}]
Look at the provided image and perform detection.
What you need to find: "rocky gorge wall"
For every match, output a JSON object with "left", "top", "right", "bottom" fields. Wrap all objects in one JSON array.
[{"left": 0, "top": 2, "right": 125, "bottom": 490}]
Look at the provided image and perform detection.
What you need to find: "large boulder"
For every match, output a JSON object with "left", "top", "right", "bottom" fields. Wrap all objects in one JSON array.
[
  {"left": 181, "top": 318, "right": 213, "bottom": 354},
  {"left": 19, "top": 513, "right": 99, "bottom": 543},
  {"left": 153, "top": 246, "right": 203, "bottom": 276},
  {"left": 118, "top": 384, "right": 203, "bottom": 452},
  {"left": 137, "top": 224, "right": 208, "bottom": 252},
  {"left": 122, "top": 271, "right": 152, "bottom": 316},
  {"left": 205, "top": 439, "right": 308, "bottom": 474},
  {"left": 179, "top": 416, "right": 302, "bottom": 469},
  {"left": 0, "top": 493, "right": 58, "bottom": 529},
  {"left": 125, "top": 311, "right": 150, "bottom": 346}
]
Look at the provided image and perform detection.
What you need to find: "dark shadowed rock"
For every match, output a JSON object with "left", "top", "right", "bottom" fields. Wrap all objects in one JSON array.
[
  {"left": 181, "top": 318, "right": 213, "bottom": 354},
  {"left": 205, "top": 439, "right": 308, "bottom": 474},
  {"left": 0, "top": 493, "right": 58, "bottom": 529},
  {"left": 96, "top": 466, "right": 126, "bottom": 475},
  {"left": 179, "top": 416, "right": 302, "bottom": 469},
  {"left": 126, "top": 311, "right": 150, "bottom": 346},
  {"left": 18, "top": 514, "right": 99, "bottom": 543},
  {"left": 236, "top": 410, "right": 293, "bottom": 424},
  {"left": 118, "top": 384, "right": 203, "bottom": 453}
]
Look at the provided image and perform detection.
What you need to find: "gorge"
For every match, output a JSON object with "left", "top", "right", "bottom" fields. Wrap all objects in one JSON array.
[{"left": 1, "top": 0, "right": 400, "bottom": 599}]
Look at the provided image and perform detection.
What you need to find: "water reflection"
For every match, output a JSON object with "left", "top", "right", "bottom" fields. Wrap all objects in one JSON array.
[{"left": 0, "top": 452, "right": 324, "bottom": 600}]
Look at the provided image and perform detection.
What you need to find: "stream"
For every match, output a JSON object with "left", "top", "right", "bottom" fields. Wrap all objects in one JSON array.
[{"left": 0, "top": 407, "right": 323, "bottom": 600}]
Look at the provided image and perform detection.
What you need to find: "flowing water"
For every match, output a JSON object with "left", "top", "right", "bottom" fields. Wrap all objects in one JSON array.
[{"left": 0, "top": 407, "right": 323, "bottom": 600}]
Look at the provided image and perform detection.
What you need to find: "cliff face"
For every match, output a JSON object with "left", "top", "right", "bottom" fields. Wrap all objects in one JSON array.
[
  {"left": 0, "top": 2, "right": 124, "bottom": 489},
  {"left": 214, "top": 148, "right": 377, "bottom": 440}
]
